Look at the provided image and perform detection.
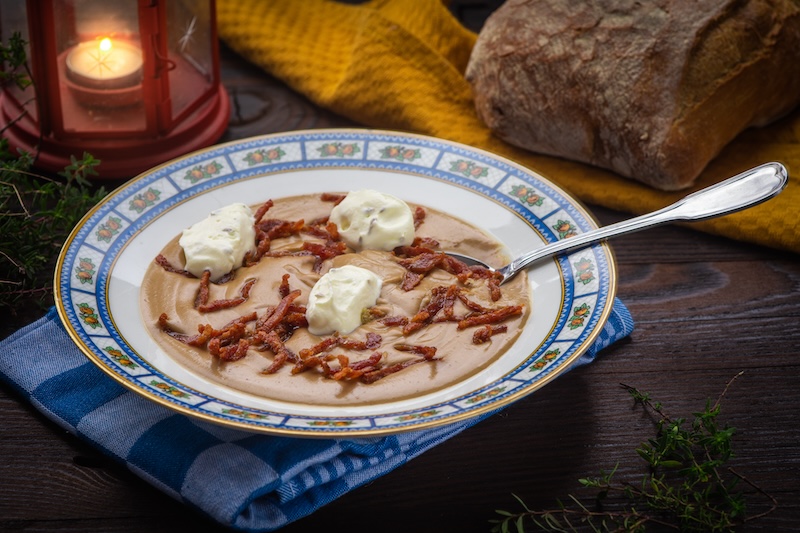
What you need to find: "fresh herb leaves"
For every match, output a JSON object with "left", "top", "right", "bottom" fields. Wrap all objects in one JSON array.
[
  {"left": 0, "top": 146, "right": 105, "bottom": 321},
  {"left": 490, "top": 374, "right": 775, "bottom": 532},
  {"left": 1, "top": 34, "right": 106, "bottom": 331}
]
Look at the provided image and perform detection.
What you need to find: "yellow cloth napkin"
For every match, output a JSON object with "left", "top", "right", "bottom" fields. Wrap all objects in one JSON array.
[{"left": 216, "top": 0, "right": 800, "bottom": 254}]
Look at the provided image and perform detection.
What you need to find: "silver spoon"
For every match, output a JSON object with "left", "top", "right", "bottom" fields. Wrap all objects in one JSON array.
[{"left": 447, "top": 162, "right": 788, "bottom": 284}]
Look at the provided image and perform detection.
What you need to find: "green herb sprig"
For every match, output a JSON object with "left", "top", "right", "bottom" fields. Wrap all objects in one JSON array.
[
  {"left": 490, "top": 373, "right": 776, "bottom": 532},
  {"left": 1, "top": 34, "right": 106, "bottom": 331},
  {"left": 0, "top": 145, "right": 105, "bottom": 321}
]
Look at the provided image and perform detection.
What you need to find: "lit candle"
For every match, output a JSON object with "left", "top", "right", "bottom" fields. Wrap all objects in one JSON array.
[{"left": 66, "top": 37, "right": 143, "bottom": 90}]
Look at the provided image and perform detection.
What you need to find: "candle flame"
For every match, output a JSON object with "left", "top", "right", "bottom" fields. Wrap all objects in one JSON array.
[{"left": 99, "top": 38, "right": 112, "bottom": 52}]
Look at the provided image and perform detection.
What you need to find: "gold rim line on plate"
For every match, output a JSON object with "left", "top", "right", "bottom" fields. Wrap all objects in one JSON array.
[{"left": 53, "top": 128, "right": 618, "bottom": 437}]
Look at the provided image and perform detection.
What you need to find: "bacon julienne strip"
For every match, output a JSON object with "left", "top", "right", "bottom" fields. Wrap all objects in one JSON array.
[
  {"left": 402, "top": 286, "right": 449, "bottom": 335},
  {"left": 297, "top": 332, "right": 382, "bottom": 360},
  {"left": 457, "top": 305, "right": 523, "bottom": 330},
  {"left": 157, "top": 313, "right": 196, "bottom": 343},
  {"left": 398, "top": 252, "right": 444, "bottom": 273},
  {"left": 412, "top": 236, "right": 439, "bottom": 248},
  {"left": 252, "top": 199, "right": 274, "bottom": 225},
  {"left": 393, "top": 246, "right": 504, "bottom": 300},
  {"left": 400, "top": 271, "right": 423, "bottom": 291},
  {"left": 472, "top": 324, "right": 508, "bottom": 344},
  {"left": 301, "top": 220, "right": 340, "bottom": 243},
  {"left": 194, "top": 270, "right": 211, "bottom": 308},
  {"left": 260, "top": 218, "right": 305, "bottom": 239},
  {"left": 290, "top": 354, "right": 325, "bottom": 374},
  {"left": 220, "top": 311, "right": 259, "bottom": 330},
  {"left": 158, "top": 312, "right": 259, "bottom": 362},
  {"left": 261, "top": 330, "right": 299, "bottom": 374},
  {"left": 244, "top": 228, "right": 271, "bottom": 266},
  {"left": 457, "top": 291, "right": 489, "bottom": 314},
  {"left": 331, "top": 352, "right": 385, "bottom": 381},
  {"left": 441, "top": 284, "right": 461, "bottom": 320},
  {"left": 487, "top": 277, "right": 502, "bottom": 302},
  {"left": 298, "top": 336, "right": 340, "bottom": 360},
  {"left": 197, "top": 278, "right": 257, "bottom": 313},
  {"left": 262, "top": 241, "right": 347, "bottom": 273},
  {"left": 360, "top": 357, "right": 439, "bottom": 384},
  {"left": 338, "top": 331, "right": 383, "bottom": 350},
  {"left": 393, "top": 343, "right": 437, "bottom": 360},
  {"left": 413, "top": 206, "right": 426, "bottom": 229},
  {"left": 293, "top": 333, "right": 385, "bottom": 379},
  {"left": 349, "top": 351, "right": 385, "bottom": 370},
  {"left": 380, "top": 315, "right": 409, "bottom": 327},
  {"left": 320, "top": 192, "right": 346, "bottom": 205},
  {"left": 325, "top": 221, "right": 340, "bottom": 241},
  {"left": 213, "top": 338, "right": 250, "bottom": 362},
  {"left": 255, "top": 289, "right": 302, "bottom": 334},
  {"left": 155, "top": 254, "right": 193, "bottom": 277},
  {"left": 302, "top": 241, "right": 347, "bottom": 272},
  {"left": 395, "top": 249, "right": 459, "bottom": 290},
  {"left": 212, "top": 320, "right": 247, "bottom": 346},
  {"left": 279, "top": 273, "right": 291, "bottom": 298},
  {"left": 394, "top": 244, "right": 438, "bottom": 256}
]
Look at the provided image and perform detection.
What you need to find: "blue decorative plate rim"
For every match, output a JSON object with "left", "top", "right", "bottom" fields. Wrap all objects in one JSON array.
[{"left": 55, "top": 128, "right": 617, "bottom": 437}]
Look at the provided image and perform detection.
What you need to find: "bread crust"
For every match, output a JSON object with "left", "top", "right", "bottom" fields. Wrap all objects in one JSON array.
[{"left": 466, "top": 0, "right": 800, "bottom": 190}]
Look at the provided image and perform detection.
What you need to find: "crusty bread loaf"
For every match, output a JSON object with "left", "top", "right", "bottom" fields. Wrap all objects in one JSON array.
[{"left": 466, "top": 0, "right": 800, "bottom": 190}]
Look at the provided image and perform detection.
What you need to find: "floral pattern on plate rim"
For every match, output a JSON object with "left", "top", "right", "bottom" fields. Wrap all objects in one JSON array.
[{"left": 56, "top": 130, "right": 615, "bottom": 437}]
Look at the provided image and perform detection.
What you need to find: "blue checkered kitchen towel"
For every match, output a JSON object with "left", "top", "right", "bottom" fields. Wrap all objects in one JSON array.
[{"left": 0, "top": 301, "right": 633, "bottom": 531}]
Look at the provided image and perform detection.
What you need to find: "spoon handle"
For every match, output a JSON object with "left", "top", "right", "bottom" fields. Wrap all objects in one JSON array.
[{"left": 502, "top": 162, "right": 788, "bottom": 278}]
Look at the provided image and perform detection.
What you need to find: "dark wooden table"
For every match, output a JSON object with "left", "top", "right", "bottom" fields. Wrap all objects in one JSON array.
[{"left": 3, "top": 24, "right": 800, "bottom": 533}]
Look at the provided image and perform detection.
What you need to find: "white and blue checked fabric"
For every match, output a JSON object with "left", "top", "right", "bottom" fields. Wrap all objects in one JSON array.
[{"left": 0, "top": 300, "right": 633, "bottom": 531}]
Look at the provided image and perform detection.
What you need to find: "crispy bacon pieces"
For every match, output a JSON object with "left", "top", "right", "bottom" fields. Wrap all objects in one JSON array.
[
  {"left": 155, "top": 254, "right": 192, "bottom": 277},
  {"left": 154, "top": 192, "right": 525, "bottom": 387},
  {"left": 195, "top": 276, "right": 257, "bottom": 313},
  {"left": 194, "top": 271, "right": 211, "bottom": 308},
  {"left": 457, "top": 305, "right": 522, "bottom": 331},
  {"left": 393, "top": 245, "right": 503, "bottom": 297},
  {"left": 472, "top": 324, "right": 508, "bottom": 345},
  {"left": 252, "top": 199, "right": 274, "bottom": 225},
  {"left": 291, "top": 339, "right": 438, "bottom": 384},
  {"left": 290, "top": 332, "right": 392, "bottom": 381},
  {"left": 254, "top": 289, "right": 303, "bottom": 337},
  {"left": 398, "top": 284, "right": 521, "bottom": 343},
  {"left": 157, "top": 274, "right": 440, "bottom": 384},
  {"left": 258, "top": 215, "right": 347, "bottom": 272},
  {"left": 260, "top": 330, "right": 300, "bottom": 373},
  {"left": 320, "top": 192, "right": 346, "bottom": 205},
  {"left": 158, "top": 311, "right": 258, "bottom": 360},
  {"left": 413, "top": 206, "right": 426, "bottom": 229},
  {"left": 240, "top": 196, "right": 351, "bottom": 270}
]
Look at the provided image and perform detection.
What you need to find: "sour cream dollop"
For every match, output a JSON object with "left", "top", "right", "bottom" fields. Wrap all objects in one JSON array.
[
  {"left": 306, "top": 265, "right": 383, "bottom": 335},
  {"left": 329, "top": 189, "right": 415, "bottom": 251},
  {"left": 179, "top": 203, "right": 256, "bottom": 282}
]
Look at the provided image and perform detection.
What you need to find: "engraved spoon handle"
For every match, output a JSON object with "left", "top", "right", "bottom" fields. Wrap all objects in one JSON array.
[{"left": 498, "top": 162, "right": 788, "bottom": 282}]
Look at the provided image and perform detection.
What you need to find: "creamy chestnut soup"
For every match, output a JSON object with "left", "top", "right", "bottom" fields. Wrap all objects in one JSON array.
[{"left": 140, "top": 193, "right": 530, "bottom": 406}]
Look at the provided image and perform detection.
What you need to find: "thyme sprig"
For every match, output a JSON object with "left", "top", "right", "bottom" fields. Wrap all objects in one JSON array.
[
  {"left": 0, "top": 146, "right": 105, "bottom": 320},
  {"left": 1, "top": 34, "right": 106, "bottom": 332},
  {"left": 491, "top": 373, "right": 776, "bottom": 532}
]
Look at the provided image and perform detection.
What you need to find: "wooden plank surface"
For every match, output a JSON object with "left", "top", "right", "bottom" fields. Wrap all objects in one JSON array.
[{"left": 2, "top": 17, "right": 799, "bottom": 533}]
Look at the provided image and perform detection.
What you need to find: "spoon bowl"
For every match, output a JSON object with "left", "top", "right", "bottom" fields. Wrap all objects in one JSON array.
[{"left": 447, "top": 162, "right": 788, "bottom": 284}]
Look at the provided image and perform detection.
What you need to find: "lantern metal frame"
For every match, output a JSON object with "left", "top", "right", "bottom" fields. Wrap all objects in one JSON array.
[{"left": 0, "top": 0, "right": 230, "bottom": 179}]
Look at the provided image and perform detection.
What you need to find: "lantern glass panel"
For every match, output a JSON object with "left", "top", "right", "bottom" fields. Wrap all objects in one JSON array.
[
  {"left": 54, "top": 0, "right": 146, "bottom": 133},
  {"left": 166, "top": 0, "right": 214, "bottom": 122},
  {"left": 0, "top": 0, "right": 36, "bottom": 121}
]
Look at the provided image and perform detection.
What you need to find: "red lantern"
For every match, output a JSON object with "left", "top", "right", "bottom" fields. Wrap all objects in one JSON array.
[{"left": 0, "top": 0, "right": 229, "bottom": 179}]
